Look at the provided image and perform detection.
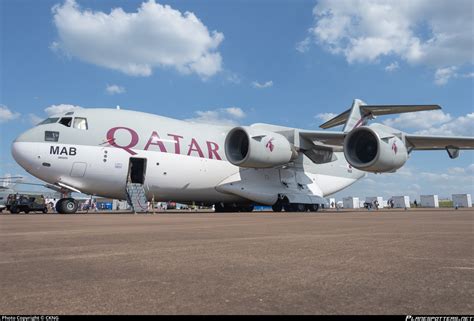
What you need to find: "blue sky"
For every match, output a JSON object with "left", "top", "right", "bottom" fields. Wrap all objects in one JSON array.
[{"left": 0, "top": 0, "right": 473, "bottom": 200}]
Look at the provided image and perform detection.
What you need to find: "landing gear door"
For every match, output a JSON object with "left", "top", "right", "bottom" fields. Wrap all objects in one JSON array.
[
  {"left": 279, "top": 168, "right": 297, "bottom": 189},
  {"left": 128, "top": 158, "right": 147, "bottom": 184}
]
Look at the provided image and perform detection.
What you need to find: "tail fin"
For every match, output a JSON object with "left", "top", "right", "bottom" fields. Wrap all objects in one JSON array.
[{"left": 319, "top": 99, "right": 441, "bottom": 132}]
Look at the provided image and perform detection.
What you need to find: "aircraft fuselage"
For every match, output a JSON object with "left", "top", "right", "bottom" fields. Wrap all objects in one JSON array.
[{"left": 12, "top": 109, "right": 364, "bottom": 205}]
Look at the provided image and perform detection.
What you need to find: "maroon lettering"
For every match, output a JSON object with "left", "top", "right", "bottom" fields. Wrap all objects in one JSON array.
[
  {"left": 187, "top": 138, "right": 204, "bottom": 158},
  {"left": 106, "top": 127, "right": 138, "bottom": 155},
  {"left": 144, "top": 131, "right": 168, "bottom": 152},
  {"left": 206, "top": 141, "right": 222, "bottom": 160},
  {"left": 168, "top": 134, "right": 183, "bottom": 154}
]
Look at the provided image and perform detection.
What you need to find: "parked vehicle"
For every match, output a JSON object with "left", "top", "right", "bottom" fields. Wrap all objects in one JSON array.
[{"left": 7, "top": 194, "right": 48, "bottom": 214}]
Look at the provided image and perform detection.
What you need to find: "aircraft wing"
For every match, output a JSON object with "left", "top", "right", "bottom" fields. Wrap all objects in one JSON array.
[
  {"left": 298, "top": 130, "right": 346, "bottom": 147},
  {"left": 405, "top": 134, "right": 474, "bottom": 150},
  {"left": 253, "top": 123, "right": 474, "bottom": 156}
]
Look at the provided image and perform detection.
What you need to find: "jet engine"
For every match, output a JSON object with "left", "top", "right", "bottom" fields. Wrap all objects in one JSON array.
[
  {"left": 225, "top": 126, "right": 297, "bottom": 168},
  {"left": 343, "top": 124, "right": 408, "bottom": 173}
]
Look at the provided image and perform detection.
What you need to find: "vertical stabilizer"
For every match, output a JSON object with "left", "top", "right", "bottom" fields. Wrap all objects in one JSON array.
[{"left": 342, "top": 99, "right": 367, "bottom": 132}]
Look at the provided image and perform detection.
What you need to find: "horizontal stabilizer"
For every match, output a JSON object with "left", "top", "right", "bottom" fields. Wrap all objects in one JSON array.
[{"left": 320, "top": 104, "right": 441, "bottom": 129}]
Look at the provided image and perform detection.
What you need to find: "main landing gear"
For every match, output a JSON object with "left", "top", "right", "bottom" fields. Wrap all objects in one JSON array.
[
  {"left": 214, "top": 203, "right": 254, "bottom": 213},
  {"left": 55, "top": 198, "right": 78, "bottom": 214},
  {"left": 272, "top": 199, "right": 319, "bottom": 212}
]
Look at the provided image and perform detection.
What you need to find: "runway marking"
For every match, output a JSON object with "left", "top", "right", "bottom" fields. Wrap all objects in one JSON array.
[
  {"left": 346, "top": 256, "right": 356, "bottom": 263},
  {"left": 405, "top": 256, "right": 473, "bottom": 262},
  {"left": 441, "top": 267, "right": 474, "bottom": 270}
]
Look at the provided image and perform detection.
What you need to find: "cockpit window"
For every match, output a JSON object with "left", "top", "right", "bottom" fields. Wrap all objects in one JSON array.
[
  {"left": 38, "top": 117, "right": 59, "bottom": 125},
  {"left": 73, "top": 117, "right": 88, "bottom": 130},
  {"left": 59, "top": 117, "right": 72, "bottom": 127}
]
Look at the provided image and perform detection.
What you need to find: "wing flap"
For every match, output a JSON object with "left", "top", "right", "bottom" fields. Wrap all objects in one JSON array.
[{"left": 299, "top": 130, "right": 346, "bottom": 146}]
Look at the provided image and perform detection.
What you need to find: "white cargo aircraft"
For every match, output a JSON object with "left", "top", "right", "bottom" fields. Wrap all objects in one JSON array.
[{"left": 11, "top": 99, "right": 474, "bottom": 214}]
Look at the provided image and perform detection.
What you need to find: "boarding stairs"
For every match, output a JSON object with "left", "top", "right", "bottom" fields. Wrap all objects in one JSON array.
[{"left": 126, "top": 183, "right": 148, "bottom": 213}]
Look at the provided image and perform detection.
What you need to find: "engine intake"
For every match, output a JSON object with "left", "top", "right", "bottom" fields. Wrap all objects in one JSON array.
[
  {"left": 225, "top": 126, "right": 296, "bottom": 168},
  {"left": 344, "top": 125, "right": 408, "bottom": 173}
]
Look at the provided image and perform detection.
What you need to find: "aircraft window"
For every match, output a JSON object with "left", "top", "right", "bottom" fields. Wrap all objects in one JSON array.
[
  {"left": 45, "top": 131, "right": 59, "bottom": 142},
  {"left": 59, "top": 117, "right": 72, "bottom": 127},
  {"left": 73, "top": 117, "right": 88, "bottom": 130},
  {"left": 38, "top": 117, "right": 59, "bottom": 125}
]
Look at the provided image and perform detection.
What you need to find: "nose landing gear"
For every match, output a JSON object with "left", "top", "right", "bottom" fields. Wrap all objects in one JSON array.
[{"left": 55, "top": 198, "right": 78, "bottom": 214}]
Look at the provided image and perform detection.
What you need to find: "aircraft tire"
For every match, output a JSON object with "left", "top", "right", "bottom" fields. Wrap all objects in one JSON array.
[
  {"left": 55, "top": 199, "right": 64, "bottom": 213},
  {"left": 58, "top": 198, "right": 78, "bottom": 214},
  {"left": 295, "top": 203, "right": 306, "bottom": 212},
  {"left": 307, "top": 204, "right": 319, "bottom": 212},
  {"left": 42, "top": 208, "right": 48, "bottom": 214},
  {"left": 272, "top": 203, "right": 283, "bottom": 212},
  {"left": 24, "top": 208, "right": 30, "bottom": 214},
  {"left": 214, "top": 203, "right": 226, "bottom": 213}
]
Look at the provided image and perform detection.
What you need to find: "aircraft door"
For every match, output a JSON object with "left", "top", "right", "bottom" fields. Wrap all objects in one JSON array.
[{"left": 128, "top": 158, "right": 147, "bottom": 184}]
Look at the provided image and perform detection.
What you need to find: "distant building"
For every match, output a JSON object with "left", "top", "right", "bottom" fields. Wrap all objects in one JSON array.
[
  {"left": 392, "top": 196, "right": 410, "bottom": 208},
  {"left": 327, "top": 198, "right": 336, "bottom": 208},
  {"left": 452, "top": 194, "right": 472, "bottom": 208},
  {"left": 366, "top": 196, "right": 383, "bottom": 208},
  {"left": 343, "top": 197, "right": 360, "bottom": 209},
  {"left": 420, "top": 195, "right": 439, "bottom": 208}
]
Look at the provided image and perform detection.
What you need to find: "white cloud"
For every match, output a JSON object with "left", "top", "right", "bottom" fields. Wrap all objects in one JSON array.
[
  {"left": 383, "top": 110, "right": 473, "bottom": 136},
  {"left": 296, "top": 37, "right": 311, "bottom": 53},
  {"left": 305, "top": 0, "right": 473, "bottom": 84},
  {"left": 106, "top": 84, "right": 125, "bottom": 95},
  {"left": 185, "top": 107, "right": 246, "bottom": 125},
  {"left": 414, "top": 113, "right": 474, "bottom": 136},
  {"left": 434, "top": 66, "right": 457, "bottom": 85},
  {"left": 467, "top": 164, "right": 474, "bottom": 174},
  {"left": 28, "top": 114, "right": 44, "bottom": 125},
  {"left": 52, "top": 0, "right": 224, "bottom": 78},
  {"left": 252, "top": 80, "right": 273, "bottom": 89},
  {"left": 0, "top": 105, "right": 20, "bottom": 123},
  {"left": 432, "top": 67, "right": 474, "bottom": 85},
  {"left": 315, "top": 112, "right": 338, "bottom": 122},
  {"left": 226, "top": 72, "right": 241, "bottom": 84},
  {"left": 224, "top": 107, "right": 245, "bottom": 119},
  {"left": 383, "top": 110, "right": 452, "bottom": 130},
  {"left": 447, "top": 167, "right": 465, "bottom": 175},
  {"left": 385, "top": 61, "right": 399, "bottom": 72},
  {"left": 44, "top": 104, "right": 84, "bottom": 116}
]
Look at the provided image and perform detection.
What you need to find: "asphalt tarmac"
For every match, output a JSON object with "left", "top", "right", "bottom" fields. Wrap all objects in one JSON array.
[{"left": 1, "top": 208, "right": 472, "bottom": 315}]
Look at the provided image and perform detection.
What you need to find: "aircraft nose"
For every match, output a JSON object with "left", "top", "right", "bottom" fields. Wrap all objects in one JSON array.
[{"left": 12, "top": 130, "right": 39, "bottom": 172}]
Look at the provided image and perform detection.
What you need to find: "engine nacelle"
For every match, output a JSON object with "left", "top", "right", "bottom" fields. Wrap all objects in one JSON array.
[
  {"left": 344, "top": 124, "right": 408, "bottom": 173},
  {"left": 225, "top": 126, "right": 296, "bottom": 168}
]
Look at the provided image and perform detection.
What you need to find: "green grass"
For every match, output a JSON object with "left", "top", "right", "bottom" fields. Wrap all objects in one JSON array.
[{"left": 439, "top": 200, "right": 453, "bottom": 208}]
